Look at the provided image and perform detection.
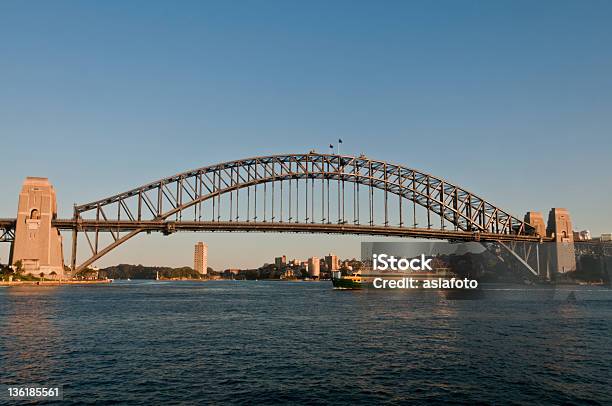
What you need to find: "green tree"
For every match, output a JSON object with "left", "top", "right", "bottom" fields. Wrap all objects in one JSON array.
[{"left": 14, "top": 260, "right": 23, "bottom": 274}]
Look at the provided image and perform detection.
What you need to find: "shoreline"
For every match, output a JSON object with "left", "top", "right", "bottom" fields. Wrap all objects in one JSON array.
[{"left": 0, "top": 279, "right": 113, "bottom": 287}]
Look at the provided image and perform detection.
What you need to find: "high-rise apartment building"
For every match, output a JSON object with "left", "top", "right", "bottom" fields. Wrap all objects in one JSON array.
[
  {"left": 325, "top": 254, "right": 339, "bottom": 271},
  {"left": 308, "top": 256, "right": 320, "bottom": 278},
  {"left": 194, "top": 242, "right": 208, "bottom": 275},
  {"left": 275, "top": 255, "right": 287, "bottom": 270}
]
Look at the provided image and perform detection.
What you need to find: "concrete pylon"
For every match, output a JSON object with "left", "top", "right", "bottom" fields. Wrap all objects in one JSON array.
[
  {"left": 11, "top": 177, "right": 65, "bottom": 278},
  {"left": 524, "top": 211, "right": 546, "bottom": 237},
  {"left": 546, "top": 208, "right": 576, "bottom": 274}
]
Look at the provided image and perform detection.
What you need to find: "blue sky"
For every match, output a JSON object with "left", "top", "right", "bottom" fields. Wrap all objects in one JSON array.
[{"left": 1, "top": 1, "right": 611, "bottom": 269}]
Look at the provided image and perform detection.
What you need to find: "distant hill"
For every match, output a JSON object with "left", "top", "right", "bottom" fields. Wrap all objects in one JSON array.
[{"left": 99, "top": 264, "right": 215, "bottom": 280}]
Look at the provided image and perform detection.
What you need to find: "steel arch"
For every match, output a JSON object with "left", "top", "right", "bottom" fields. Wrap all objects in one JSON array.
[{"left": 70, "top": 153, "right": 540, "bottom": 271}]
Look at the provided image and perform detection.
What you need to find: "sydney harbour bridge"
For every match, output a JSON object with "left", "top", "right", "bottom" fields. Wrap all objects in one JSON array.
[{"left": 0, "top": 152, "right": 582, "bottom": 278}]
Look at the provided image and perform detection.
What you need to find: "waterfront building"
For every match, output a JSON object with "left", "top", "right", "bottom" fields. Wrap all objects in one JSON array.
[
  {"left": 325, "top": 254, "right": 339, "bottom": 271},
  {"left": 275, "top": 255, "right": 287, "bottom": 270},
  {"left": 308, "top": 256, "right": 320, "bottom": 278},
  {"left": 573, "top": 230, "right": 592, "bottom": 241},
  {"left": 194, "top": 242, "right": 208, "bottom": 275}
]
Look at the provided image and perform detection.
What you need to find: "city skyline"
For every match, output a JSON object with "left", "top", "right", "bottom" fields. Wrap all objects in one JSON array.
[{"left": 2, "top": 1, "right": 612, "bottom": 269}]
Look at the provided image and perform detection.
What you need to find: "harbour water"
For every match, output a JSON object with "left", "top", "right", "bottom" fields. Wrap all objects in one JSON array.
[{"left": 1, "top": 281, "right": 611, "bottom": 404}]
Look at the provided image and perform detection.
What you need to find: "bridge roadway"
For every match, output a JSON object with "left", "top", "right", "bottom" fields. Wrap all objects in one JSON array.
[{"left": 1, "top": 217, "right": 552, "bottom": 243}]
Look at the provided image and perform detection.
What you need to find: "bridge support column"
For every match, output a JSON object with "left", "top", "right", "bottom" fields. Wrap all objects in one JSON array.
[
  {"left": 546, "top": 208, "right": 576, "bottom": 275},
  {"left": 11, "top": 177, "right": 65, "bottom": 279}
]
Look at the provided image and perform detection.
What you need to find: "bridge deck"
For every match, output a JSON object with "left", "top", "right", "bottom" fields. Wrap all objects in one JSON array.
[
  {"left": 0, "top": 217, "right": 558, "bottom": 242},
  {"left": 0, "top": 218, "right": 16, "bottom": 227},
  {"left": 47, "top": 219, "right": 550, "bottom": 242}
]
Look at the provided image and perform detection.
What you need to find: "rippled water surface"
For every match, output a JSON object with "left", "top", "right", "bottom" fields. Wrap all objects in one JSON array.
[{"left": 1, "top": 281, "right": 611, "bottom": 405}]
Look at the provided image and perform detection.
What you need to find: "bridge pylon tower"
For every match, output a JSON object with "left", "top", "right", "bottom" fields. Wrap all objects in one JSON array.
[
  {"left": 546, "top": 208, "right": 576, "bottom": 275},
  {"left": 11, "top": 177, "right": 65, "bottom": 278}
]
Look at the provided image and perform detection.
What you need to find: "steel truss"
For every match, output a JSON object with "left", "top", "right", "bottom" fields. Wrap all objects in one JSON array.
[
  {"left": 69, "top": 153, "right": 546, "bottom": 271},
  {"left": 0, "top": 219, "right": 16, "bottom": 243}
]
